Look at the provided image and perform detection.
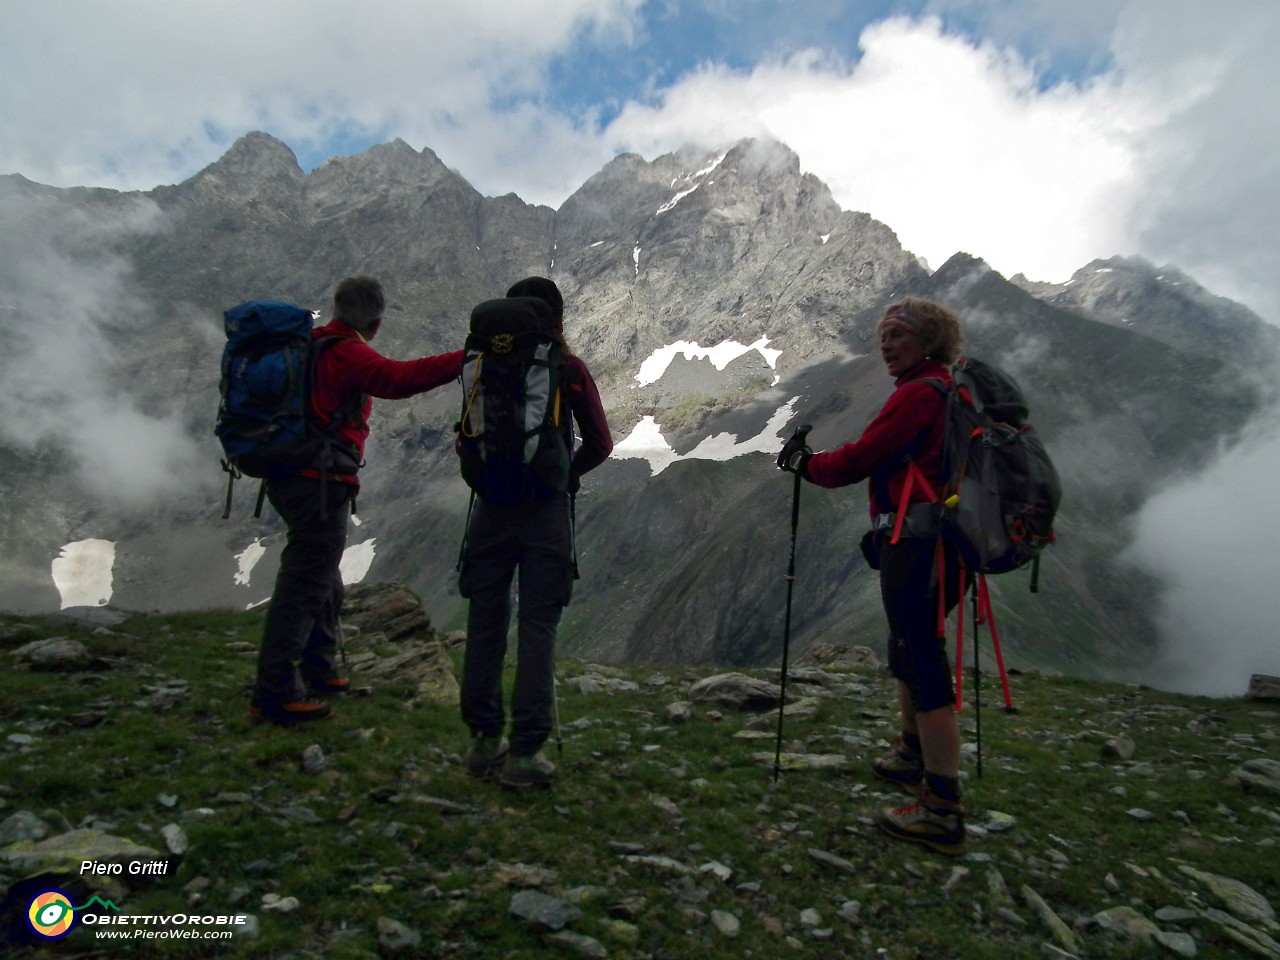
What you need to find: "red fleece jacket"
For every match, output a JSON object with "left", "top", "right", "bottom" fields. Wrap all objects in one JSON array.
[
  {"left": 307, "top": 320, "right": 464, "bottom": 484},
  {"left": 561, "top": 354, "right": 614, "bottom": 479},
  {"left": 805, "top": 360, "right": 950, "bottom": 521}
]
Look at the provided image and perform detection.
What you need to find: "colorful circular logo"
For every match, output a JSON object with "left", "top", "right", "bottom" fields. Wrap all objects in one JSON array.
[{"left": 27, "top": 890, "right": 76, "bottom": 939}]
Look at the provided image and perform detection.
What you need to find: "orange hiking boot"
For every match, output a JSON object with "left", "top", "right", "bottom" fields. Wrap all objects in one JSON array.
[
  {"left": 875, "top": 791, "right": 966, "bottom": 856},
  {"left": 249, "top": 699, "right": 334, "bottom": 725}
]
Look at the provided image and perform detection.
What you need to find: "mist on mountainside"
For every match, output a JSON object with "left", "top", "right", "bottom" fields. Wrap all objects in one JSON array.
[
  {"left": 0, "top": 190, "right": 207, "bottom": 509},
  {"left": 1123, "top": 411, "right": 1280, "bottom": 696}
]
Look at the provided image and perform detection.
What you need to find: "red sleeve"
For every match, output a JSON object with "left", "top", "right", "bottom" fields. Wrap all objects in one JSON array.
[
  {"left": 326, "top": 341, "right": 464, "bottom": 400},
  {"left": 805, "top": 380, "right": 945, "bottom": 489},
  {"left": 564, "top": 355, "right": 613, "bottom": 477}
]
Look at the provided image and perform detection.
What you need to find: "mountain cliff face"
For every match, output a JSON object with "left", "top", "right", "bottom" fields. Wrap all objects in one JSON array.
[{"left": 0, "top": 133, "right": 1272, "bottom": 682}]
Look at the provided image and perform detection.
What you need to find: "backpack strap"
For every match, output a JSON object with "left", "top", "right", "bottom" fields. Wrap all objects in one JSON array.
[
  {"left": 290, "top": 334, "right": 365, "bottom": 521},
  {"left": 309, "top": 335, "right": 368, "bottom": 442},
  {"left": 889, "top": 458, "right": 939, "bottom": 545},
  {"left": 220, "top": 458, "right": 241, "bottom": 521},
  {"left": 460, "top": 352, "right": 484, "bottom": 439}
]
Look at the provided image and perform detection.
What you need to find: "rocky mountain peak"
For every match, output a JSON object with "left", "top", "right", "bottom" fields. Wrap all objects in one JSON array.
[
  {"left": 1011, "top": 254, "right": 1280, "bottom": 362},
  {"left": 309, "top": 138, "right": 452, "bottom": 189},
  {"left": 188, "top": 131, "right": 303, "bottom": 197}
]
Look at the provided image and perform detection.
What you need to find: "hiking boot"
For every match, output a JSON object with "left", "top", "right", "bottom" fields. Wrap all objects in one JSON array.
[
  {"left": 875, "top": 793, "right": 966, "bottom": 856},
  {"left": 871, "top": 737, "right": 924, "bottom": 796},
  {"left": 249, "top": 699, "right": 334, "bottom": 725},
  {"left": 307, "top": 676, "right": 350, "bottom": 695},
  {"left": 464, "top": 733, "right": 509, "bottom": 779},
  {"left": 499, "top": 751, "right": 556, "bottom": 790}
]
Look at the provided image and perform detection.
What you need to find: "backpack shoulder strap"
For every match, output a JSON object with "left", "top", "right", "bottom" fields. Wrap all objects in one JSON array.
[{"left": 309, "top": 334, "right": 366, "bottom": 436}]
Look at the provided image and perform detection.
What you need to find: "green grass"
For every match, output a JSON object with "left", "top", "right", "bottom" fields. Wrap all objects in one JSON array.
[{"left": 1, "top": 609, "right": 1277, "bottom": 959}]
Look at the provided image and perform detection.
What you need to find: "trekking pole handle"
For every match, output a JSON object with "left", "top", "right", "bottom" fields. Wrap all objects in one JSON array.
[{"left": 787, "top": 425, "right": 812, "bottom": 529}]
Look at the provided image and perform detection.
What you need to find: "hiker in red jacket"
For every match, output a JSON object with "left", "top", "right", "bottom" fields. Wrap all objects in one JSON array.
[
  {"left": 459, "top": 276, "right": 613, "bottom": 789},
  {"left": 778, "top": 297, "right": 969, "bottom": 855},
  {"left": 250, "top": 276, "right": 463, "bottom": 725}
]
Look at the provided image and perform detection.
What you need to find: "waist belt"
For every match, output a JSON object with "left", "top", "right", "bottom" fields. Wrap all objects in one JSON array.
[{"left": 873, "top": 502, "right": 939, "bottom": 538}]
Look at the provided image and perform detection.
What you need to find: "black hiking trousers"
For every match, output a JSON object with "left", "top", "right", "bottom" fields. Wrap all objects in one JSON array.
[
  {"left": 459, "top": 494, "right": 574, "bottom": 757},
  {"left": 881, "top": 535, "right": 966, "bottom": 713},
  {"left": 253, "top": 477, "right": 353, "bottom": 707}
]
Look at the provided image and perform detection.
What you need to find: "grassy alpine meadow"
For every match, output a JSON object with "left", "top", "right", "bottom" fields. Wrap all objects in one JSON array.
[{"left": 1, "top": 605, "right": 1277, "bottom": 960}]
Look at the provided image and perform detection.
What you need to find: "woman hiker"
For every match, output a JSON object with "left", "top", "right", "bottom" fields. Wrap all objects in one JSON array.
[{"left": 777, "top": 297, "right": 969, "bottom": 855}]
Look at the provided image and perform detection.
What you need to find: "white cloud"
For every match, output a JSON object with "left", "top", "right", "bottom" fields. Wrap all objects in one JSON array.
[
  {"left": 0, "top": 192, "right": 205, "bottom": 508},
  {"left": 4, "top": 3, "right": 1277, "bottom": 321},
  {"left": 1122, "top": 420, "right": 1280, "bottom": 697},
  {"left": 608, "top": 24, "right": 1142, "bottom": 284},
  {"left": 1, "top": 0, "right": 642, "bottom": 191}
]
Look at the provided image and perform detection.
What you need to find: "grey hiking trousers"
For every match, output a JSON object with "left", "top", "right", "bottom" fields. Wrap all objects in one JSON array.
[
  {"left": 458, "top": 494, "right": 574, "bottom": 756},
  {"left": 252, "top": 477, "right": 352, "bottom": 706}
]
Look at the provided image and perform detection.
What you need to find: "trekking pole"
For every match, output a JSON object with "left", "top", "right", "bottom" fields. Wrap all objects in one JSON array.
[
  {"left": 977, "top": 575, "right": 1015, "bottom": 712},
  {"left": 552, "top": 676, "right": 564, "bottom": 761},
  {"left": 455, "top": 490, "right": 476, "bottom": 573},
  {"left": 971, "top": 580, "right": 983, "bottom": 779},
  {"left": 773, "top": 424, "right": 812, "bottom": 784}
]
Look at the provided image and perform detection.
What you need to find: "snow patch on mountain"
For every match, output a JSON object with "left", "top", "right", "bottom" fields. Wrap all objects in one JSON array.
[
  {"left": 634, "top": 337, "right": 783, "bottom": 387},
  {"left": 340, "top": 539, "right": 377, "bottom": 584},
  {"left": 656, "top": 184, "right": 700, "bottom": 215},
  {"left": 656, "top": 152, "right": 727, "bottom": 215},
  {"left": 235, "top": 539, "right": 267, "bottom": 586},
  {"left": 51, "top": 539, "right": 115, "bottom": 609},
  {"left": 613, "top": 397, "right": 800, "bottom": 476}
]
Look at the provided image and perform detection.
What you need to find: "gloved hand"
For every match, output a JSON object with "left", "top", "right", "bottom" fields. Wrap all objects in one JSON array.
[{"left": 776, "top": 433, "right": 813, "bottom": 477}]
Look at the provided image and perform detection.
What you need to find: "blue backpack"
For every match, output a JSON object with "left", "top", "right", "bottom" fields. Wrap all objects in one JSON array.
[{"left": 215, "top": 299, "right": 362, "bottom": 517}]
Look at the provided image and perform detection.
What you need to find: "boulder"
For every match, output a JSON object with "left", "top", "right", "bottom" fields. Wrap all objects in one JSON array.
[
  {"left": 1, "top": 828, "right": 168, "bottom": 876},
  {"left": 48, "top": 607, "right": 133, "bottom": 629},
  {"left": 342, "top": 582, "right": 433, "bottom": 643},
  {"left": 9, "top": 637, "right": 98, "bottom": 671},
  {"left": 343, "top": 639, "right": 458, "bottom": 706},
  {"left": 688, "top": 672, "right": 781, "bottom": 711},
  {"left": 1225, "top": 758, "right": 1280, "bottom": 799},
  {"left": 1246, "top": 674, "right": 1280, "bottom": 701}
]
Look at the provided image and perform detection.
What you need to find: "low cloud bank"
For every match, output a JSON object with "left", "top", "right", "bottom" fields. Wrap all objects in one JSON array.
[
  {"left": 0, "top": 193, "right": 204, "bottom": 509},
  {"left": 1122, "top": 417, "right": 1280, "bottom": 696}
]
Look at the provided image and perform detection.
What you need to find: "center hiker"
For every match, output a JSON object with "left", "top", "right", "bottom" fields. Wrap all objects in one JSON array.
[
  {"left": 250, "top": 276, "right": 463, "bottom": 725},
  {"left": 778, "top": 297, "right": 969, "bottom": 855},
  {"left": 457, "top": 276, "right": 613, "bottom": 789}
]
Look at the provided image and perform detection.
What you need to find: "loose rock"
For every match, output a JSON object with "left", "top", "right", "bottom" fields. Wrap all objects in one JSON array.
[
  {"left": 711, "top": 909, "right": 741, "bottom": 937},
  {"left": 509, "top": 890, "right": 582, "bottom": 931}
]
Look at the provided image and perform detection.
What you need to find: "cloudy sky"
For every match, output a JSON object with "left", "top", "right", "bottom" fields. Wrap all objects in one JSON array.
[{"left": 4, "top": 0, "right": 1279, "bottom": 323}]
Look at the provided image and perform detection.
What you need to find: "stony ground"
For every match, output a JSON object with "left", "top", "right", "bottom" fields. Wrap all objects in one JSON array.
[{"left": 1, "top": 584, "right": 1278, "bottom": 959}]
